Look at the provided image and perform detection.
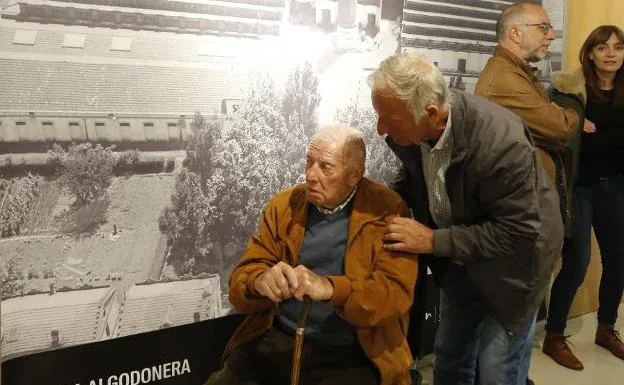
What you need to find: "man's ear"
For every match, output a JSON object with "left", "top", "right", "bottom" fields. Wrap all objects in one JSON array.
[
  {"left": 424, "top": 104, "right": 440, "bottom": 122},
  {"left": 508, "top": 26, "right": 522, "bottom": 45}
]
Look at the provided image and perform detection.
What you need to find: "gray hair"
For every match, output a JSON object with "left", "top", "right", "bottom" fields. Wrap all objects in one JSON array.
[
  {"left": 310, "top": 124, "right": 366, "bottom": 173},
  {"left": 367, "top": 52, "right": 448, "bottom": 118},
  {"left": 496, "top": 2, "right": 541, "bottom": 42}
]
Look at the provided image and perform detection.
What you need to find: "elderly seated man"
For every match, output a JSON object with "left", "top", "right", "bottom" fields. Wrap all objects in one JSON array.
[{"left": 204, "top": 125, "right": 419, "bottom": 385}]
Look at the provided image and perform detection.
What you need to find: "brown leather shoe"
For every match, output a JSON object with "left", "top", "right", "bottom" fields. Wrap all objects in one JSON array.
[
  {"left": 595, "top": 323, "right": 624, "bottom": 360},
  {"left": 542, "top": 331, "right": 584, "bottom": 370}
]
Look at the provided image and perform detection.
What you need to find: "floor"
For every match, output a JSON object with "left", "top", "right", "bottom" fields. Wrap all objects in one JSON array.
[{"left": 418, "top": 304, "right": 624, "bottom": 385}]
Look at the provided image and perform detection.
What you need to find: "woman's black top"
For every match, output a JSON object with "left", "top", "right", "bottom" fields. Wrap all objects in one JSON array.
[{"left": 576, "top": 88, "right": 624, "bottom": 186}]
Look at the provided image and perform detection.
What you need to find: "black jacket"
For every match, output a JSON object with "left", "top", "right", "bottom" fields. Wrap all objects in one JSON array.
[
  {"left": 387, "top": 90, "right": 564, "bottom": 332},
  {"left": 548, "top": 69, "right": 586, "bottom": 237}
]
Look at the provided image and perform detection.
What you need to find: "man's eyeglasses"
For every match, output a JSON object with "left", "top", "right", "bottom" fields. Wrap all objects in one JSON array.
[{"left": 517, "top": 23, "right": 554, "bottom": 34}]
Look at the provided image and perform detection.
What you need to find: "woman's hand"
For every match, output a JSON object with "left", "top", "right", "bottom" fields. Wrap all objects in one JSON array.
[{"left": 583, "top": 119, "right": 597, "bottom": 134}]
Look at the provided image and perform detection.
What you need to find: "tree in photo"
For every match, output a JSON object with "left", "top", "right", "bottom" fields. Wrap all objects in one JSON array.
[
  {"left": 160, "top": 75, "right": 309, "bottom": 276},
  {"left": 0, "top": 173, "right": 40, "bottom": 237},
  {"left": 281, "top": 61, "right": 321, "bottom": 139},
  {"left": 159, "top": 168, "right": 214, "bottom": 275},
  {"left": 49, "top": 143, "right": 116, "bottom": 205},
  {"left": 336, "top": 102, "right": 401, "bottom": 185},
  {"left": 160, "top": 113, "right": 225, "bottom": 276},
  {"left": 184, "top": 112, "right": 224, "bottom": 192},
  {"left": 205, "top": 75, "right": 308, "bottom": 245},
  {"left": 0, "top": 257, "right": 26, "bottom": 300}
]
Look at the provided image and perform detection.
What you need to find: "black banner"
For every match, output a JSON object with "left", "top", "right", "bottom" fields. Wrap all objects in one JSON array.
[{"left": 2, "top": 315, "right": 244, "bottom": 385}]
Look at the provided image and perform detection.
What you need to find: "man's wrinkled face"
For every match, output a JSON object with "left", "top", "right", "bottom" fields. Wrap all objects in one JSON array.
[
  {"left": 372, "top": 91, "right": 430, "bottom": 145},
  {"left": 519, "top": 7, "right": 556, "bottom": 63},
  {"left": 305, "top": 141, "right": 357, "bottom": 209}
]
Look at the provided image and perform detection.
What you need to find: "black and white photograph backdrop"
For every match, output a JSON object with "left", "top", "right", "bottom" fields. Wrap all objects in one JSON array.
[{"left": 0, "top": 1, "right": 565, "bottom": 384}]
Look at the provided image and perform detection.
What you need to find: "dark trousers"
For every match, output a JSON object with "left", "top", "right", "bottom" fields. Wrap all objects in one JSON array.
[
  {"left": 204, "top": 326, "right": 379, "bottom": 385},
  {"left": 547, "top": 175, "right": 624, "bottom": 333}
]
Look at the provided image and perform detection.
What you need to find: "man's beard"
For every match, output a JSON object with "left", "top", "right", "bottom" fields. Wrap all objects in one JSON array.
[
  {"left": 522, "top": 39, "right": 548, "bottom": 63},
  {"left": 526, "top": 53, "right": 544, "bottom": 63}
]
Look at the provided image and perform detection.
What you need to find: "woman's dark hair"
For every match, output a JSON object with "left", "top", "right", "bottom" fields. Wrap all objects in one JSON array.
[{"left": 579, "top": 25, "right": 624, "bottom": 107}]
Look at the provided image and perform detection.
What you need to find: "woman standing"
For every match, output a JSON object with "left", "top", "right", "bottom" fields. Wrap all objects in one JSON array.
[{"left": 543, "top": 25, "right": 624, "bottom": 370}]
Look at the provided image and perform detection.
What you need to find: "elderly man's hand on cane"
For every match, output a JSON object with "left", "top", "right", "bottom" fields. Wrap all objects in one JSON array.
[
  {"left": 292, "top": 265, "right": 333, "bottom": 301},
  {"left": 254, "top": 262, "right": 334, "bottom": 385},
  {"left": 289, "top": 266, "right": 332, "bottom": 385},
  {"left": 253, "top": 261, "right": 334, "bottom": 302},
  {"left": 253, "top": 261, "right": 299, "bottom": 302}
]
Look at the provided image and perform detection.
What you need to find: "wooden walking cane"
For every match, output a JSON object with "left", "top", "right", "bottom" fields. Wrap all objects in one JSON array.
[{"left": 290, "top": 295, "right": 311, "bottom": 385}]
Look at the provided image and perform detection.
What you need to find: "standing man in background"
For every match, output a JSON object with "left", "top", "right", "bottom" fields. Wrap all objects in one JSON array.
[
  {"left": 476, "top": 1, "right": 582, "bottom": 233},
  {"left": 476, "top": 3, "right": 585, "bottom": 372}
]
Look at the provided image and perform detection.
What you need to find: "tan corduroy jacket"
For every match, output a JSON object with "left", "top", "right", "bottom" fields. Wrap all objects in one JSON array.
[
  {"left": 475, "top": 46, "right": 579, "bottom": 187},
  {"left": 224, "top": 177, "right": 419, "bottom": 385}
]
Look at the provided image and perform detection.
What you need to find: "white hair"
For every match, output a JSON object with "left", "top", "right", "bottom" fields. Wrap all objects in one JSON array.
[
  {"left": 310, "top": 124, "right": 365, "bottom": 172},
  {"left": 367, "top": 52, "right": 449, "bottom": 118}
]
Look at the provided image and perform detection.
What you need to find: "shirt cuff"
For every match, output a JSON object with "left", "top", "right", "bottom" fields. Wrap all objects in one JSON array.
[
  {"left": 433, "top": 228, "right": 452, "bottom": 257},
  {"left": 326, "top": 275, "right": 352, "bottom": 306}
]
